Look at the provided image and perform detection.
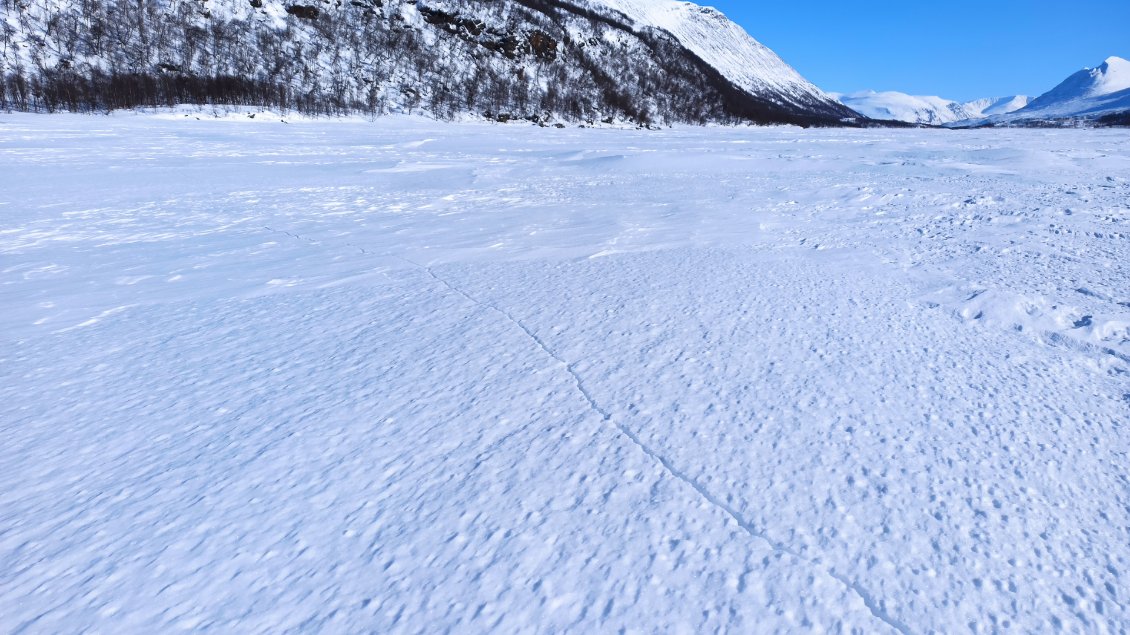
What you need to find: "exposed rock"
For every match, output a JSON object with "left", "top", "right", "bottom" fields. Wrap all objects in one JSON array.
[{"left": 285, "top": 4, "right": 320, "bottom": 19}]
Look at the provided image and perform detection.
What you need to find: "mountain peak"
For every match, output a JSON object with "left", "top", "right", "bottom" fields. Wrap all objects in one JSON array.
[
  {"left": 588, "top": 0, "right": 841, "bottom": 112},
  {"left": 1082, "top": 55, "right": 1130, "bottom": 97},
  {"left": 960, "top": 55, "right": 1130, "bottom": 125}
]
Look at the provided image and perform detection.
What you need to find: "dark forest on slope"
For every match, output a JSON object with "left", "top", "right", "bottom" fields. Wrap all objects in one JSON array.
[{"left": 0, "top": 0, "right": 860, "bottom": 125}]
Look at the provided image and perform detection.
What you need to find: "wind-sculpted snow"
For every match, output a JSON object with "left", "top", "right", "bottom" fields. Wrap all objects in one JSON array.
[{"left": 2, "top": 113, "right": 1130, "bottom": 632}]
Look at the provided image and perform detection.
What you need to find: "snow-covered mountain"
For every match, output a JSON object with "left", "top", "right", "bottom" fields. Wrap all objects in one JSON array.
[
  {"left": 962, "top": 95, "right": 1033, "bottom": 117},
  {"left": 958, "top": 56, "right": 1130, "bottom": 126},
  {"left": 833, "top": 91, "right": 1029, "bottom": 125},
  {"left": 1025, "top": 56, "right": 1130, "bottom": 113},
  {"left": 591, "top": 0, "right": 841, "bottom": 113},
  {"left": 0, "top": 0, "right": 858, "bottom": 125}
]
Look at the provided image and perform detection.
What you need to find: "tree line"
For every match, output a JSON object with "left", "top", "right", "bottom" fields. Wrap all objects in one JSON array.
[{"left": 0, "top": 0, "right": 846, "bottom": 125}]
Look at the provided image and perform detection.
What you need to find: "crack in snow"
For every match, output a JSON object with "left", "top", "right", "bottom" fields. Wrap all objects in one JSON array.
[
  {"left": 828, "top": 573, "right": 913, "bottom": 635},
  {"left": 262, "top": 225, "right": 318, "bottom": 245},
  {"left": 409, "top": 260, "right": 912, "bottom": 634},
  {"left": 262, "top": 225, "right": 372, "bottom": 255}
]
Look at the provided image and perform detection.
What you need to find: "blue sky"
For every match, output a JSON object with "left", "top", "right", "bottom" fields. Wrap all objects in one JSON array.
[{"left": 706, "top": 1, "right": 1130, "bottom": 101}]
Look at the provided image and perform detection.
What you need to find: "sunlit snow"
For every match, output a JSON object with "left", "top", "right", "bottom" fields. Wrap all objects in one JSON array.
[
  {"left": 2, "top": 112, "right": 1129, "bottom": 633},
  {"left": 589, "top": 0, "right": 836, "bottom": 109}
]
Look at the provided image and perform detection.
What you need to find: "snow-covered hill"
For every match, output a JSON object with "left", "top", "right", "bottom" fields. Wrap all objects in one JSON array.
[
  {"left": 590, "top": 0, "right": 842, "bottom": 113},
  {"left": 958, "top": 56, "right": 1130, "bottom": 126},
  {"left": 1028, "top": 56, "right": 1130, "bottom": 108},
  {"left": 964, "top": 95, "right": 1032, "bottom": 117},
  {"left": 834, "top": 91, "right": 1029, "bottom": 125},
  {"left": 0, "top": 0, "right": 857, "bottom": 125}
]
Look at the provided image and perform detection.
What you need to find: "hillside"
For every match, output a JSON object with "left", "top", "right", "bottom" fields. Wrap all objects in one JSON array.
[
  {"left": 592, "top": 0, "right": 844, "bottom": 114},
  {"left": 0, "top": 0, "right": 859, "bottom": 125},
  {"left": 956, "top": 56, "right": 1130, "bottom": 127}
]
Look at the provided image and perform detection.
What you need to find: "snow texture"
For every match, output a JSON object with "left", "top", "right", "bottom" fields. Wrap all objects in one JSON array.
[{"left": 3, "top": 112, "right": 1130, "bottom": 633}]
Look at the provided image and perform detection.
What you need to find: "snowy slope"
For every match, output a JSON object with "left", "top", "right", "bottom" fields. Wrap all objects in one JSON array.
[
  {"left": 963, "top": 56, "right": 1130, "bottom": 125},
  {"left": 835, "top": 91, "right": 1029, "bottom": 124},
  {"left": 589, "top": 0, "right": 850, "bottom": 115},
  {"left": 3, "top": 113, "right": 1130, "bottom": 633},
  {"left": 1020, "top": 56, "right": 1130, "bottom": 116},
  {"left": 0, "top": 0, "right": 858, "bottom": 124},
  {"left": 834, "top": 91, "right": 971, "bottom": 124},
  {"left": 1034, "top": 56, "right": 1130, "bottom": 102},
  {"left": 966, "top": 94, "right": 1032, "bottom": 117}
]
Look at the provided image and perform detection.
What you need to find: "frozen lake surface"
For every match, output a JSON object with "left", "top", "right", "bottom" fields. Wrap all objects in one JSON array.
[{"left": 2, "top": 113, "right": 1129, "bottom": 633}]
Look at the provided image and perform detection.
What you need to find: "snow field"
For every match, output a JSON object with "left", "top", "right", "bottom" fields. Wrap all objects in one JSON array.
[{"left": 2, "top": 113, "right": 1129, "bottom": 633}]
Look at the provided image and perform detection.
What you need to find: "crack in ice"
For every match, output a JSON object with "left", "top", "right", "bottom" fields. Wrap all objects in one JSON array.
[
  {"left": 262, "top": 225, "right": 372, "bottom": 254},
  {"left": 828, "top": 573, "right": 914, "bottom": 635},
  {"left": 410, "top": 260, "right": 912, "bottom": 634}
]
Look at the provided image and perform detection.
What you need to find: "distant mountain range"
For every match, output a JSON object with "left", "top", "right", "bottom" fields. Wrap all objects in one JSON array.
[
  {"left": 832, "top": 92, "right": 1030, "bottom": 125},
  {"left": 838, "top": 56, "right": 1130, "bottom": 127}
]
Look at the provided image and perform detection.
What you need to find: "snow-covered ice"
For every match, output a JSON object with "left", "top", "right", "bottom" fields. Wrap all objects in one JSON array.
[{"left": 2, "top": 112, "right": 1129, "bottom": 633}]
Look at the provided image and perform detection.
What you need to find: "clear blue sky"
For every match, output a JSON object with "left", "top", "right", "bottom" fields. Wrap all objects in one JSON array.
[{"left": 706, "top": 0, "right": 1130, "bottom": 101}]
